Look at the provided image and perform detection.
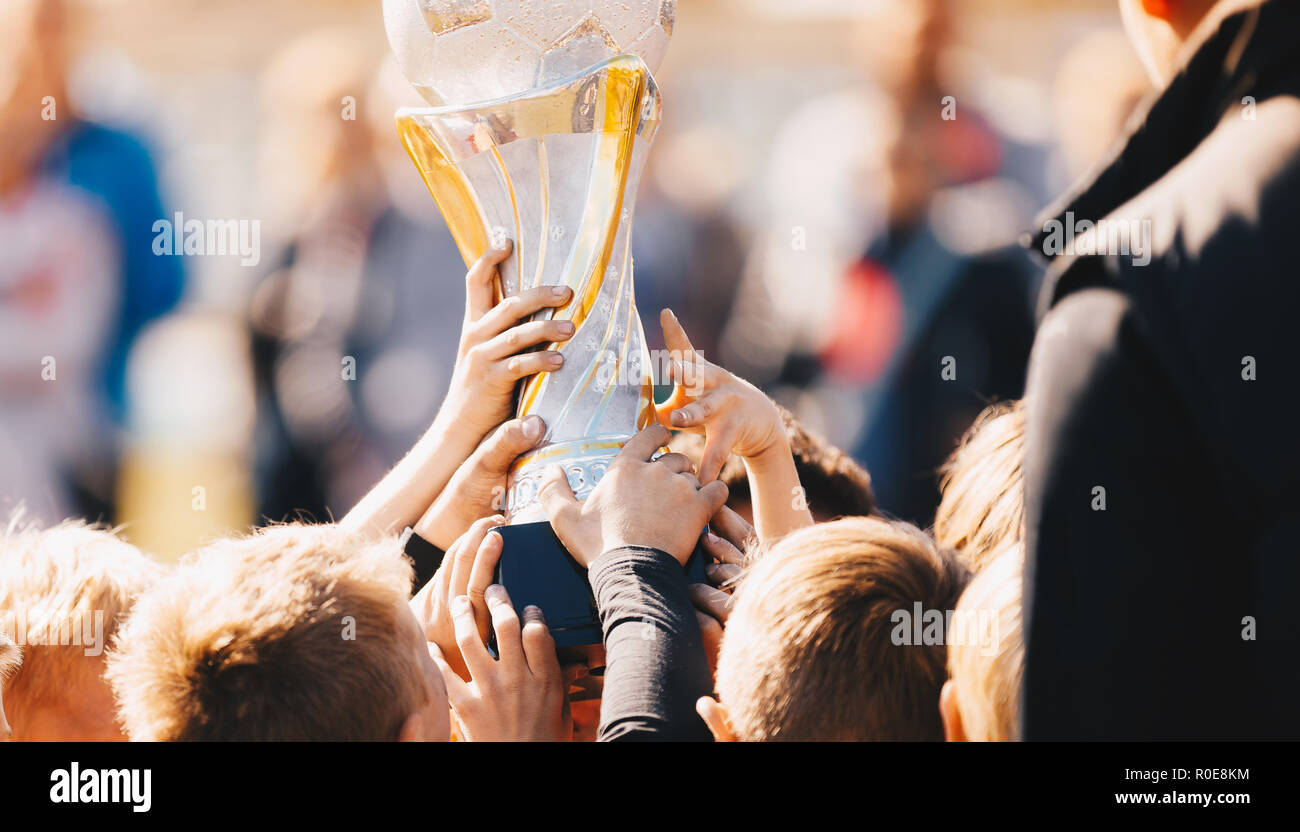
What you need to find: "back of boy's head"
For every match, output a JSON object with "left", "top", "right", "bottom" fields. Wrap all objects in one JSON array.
[
  {"left": 0, "top": 517, "right": 161, "bottom": 740},
  {"left": 107, "top": 524, "right": 429, "bottom": 741},
  {"left": 671, "top": 407, "right": 876, "bottom": 520},
  {"left": 945, "top": 544, "right": 1024, "bottom": 741},
  {"left": 935, "top": 399, "right": 1025, "bottom": 571},
  {"left": 717, "top": 516, "right": 969, "bottom": 740}
]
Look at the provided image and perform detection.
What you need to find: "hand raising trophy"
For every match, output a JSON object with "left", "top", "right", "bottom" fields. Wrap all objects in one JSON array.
[{"left": 382, "top": 1, "right": 685, "bottom": 645}]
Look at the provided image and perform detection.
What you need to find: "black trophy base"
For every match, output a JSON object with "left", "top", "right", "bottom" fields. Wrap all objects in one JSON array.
[{"left": 493, "top": 520, "right": 712, "bottom": 648}]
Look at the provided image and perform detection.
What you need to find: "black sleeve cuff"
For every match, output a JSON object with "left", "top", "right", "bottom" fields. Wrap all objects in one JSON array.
[{"left": 400, "top": 528, "right": 445, "bottom": 596}]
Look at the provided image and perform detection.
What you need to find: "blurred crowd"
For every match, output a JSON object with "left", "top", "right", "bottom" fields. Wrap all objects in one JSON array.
[{"left": 0, "top": 0, "right": 1149, "bottom": 554}]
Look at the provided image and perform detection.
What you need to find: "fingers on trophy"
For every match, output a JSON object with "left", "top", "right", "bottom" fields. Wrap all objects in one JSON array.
[{"left": 382, "top": 1, "right": 701, "bottom": 647}]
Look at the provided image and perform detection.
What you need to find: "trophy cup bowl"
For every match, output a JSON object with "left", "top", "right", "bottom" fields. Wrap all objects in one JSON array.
[{"left": 384, "top": 1, "right": 696, "bottom": 645}]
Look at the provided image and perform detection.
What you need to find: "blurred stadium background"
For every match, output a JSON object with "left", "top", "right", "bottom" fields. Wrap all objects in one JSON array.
[{"left": 0, "top": 0, "right": 1151, "bottom": 558}]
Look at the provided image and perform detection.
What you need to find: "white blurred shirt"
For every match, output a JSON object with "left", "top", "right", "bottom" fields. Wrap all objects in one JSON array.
[{"left": 0, "top": 177, "right": 120, "bottom": 523}]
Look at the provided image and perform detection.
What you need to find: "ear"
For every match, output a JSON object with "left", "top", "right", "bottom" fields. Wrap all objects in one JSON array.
[
  {"left": 697, "top": 696, "right": 737, "bottom": 742},
  {"left": 1120, "top": 0, "right": 1186, "bottom": 84},
  {"left": 398, "top": 712, "right": 425, "bottom": 743},
  {"left": 1140, "top": 0, "right": 1176, "bottom": 22},
  {"left": 939, "top": 680, "right": 967, "bottom": 742}
]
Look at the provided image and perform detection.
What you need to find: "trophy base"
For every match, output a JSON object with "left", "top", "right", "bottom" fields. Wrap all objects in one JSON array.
[
  {"left": 493, "top": 522, "right": 602, "bottom": 648},
  {"left": 493, "top": 521, "right": 714, "bottom": 649},
  {"left": 504, "top": 437, "right": 630, "bottom": 524}
]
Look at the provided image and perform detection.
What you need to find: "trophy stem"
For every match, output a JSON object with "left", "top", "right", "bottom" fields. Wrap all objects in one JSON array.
[{"left": 395, "top": 55, "right": 663, "bottom": 523}]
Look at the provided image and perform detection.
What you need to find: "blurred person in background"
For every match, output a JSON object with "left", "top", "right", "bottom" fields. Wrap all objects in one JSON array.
[
  {"left": 249, "top": 31, "right": 465, "bottom": 523},
  {"left": 0, "top": 0, "right": 184, "bottom": 525},
  {"left": 632, "top": 126, "right": 747, "bottom": 360},
  {"left": 834, "top": 0, "right": 1039, "bottom": 528},
  {"left": 732, "top": 0, "right": 1042, "bottom": 527}
]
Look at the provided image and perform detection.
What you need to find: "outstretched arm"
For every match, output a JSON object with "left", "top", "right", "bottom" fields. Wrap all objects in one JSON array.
[
  {"left": 341, "top": 242, "right": 573, "bottom": 538},
  {"left": 655, "top": 308, "right": 813, "bottom": 541}
]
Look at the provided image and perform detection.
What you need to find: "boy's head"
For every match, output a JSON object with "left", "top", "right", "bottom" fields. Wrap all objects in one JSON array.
[
  {"left": 107, "top": 524, "right": 447, "bottom": 741},
  {"left": 0, "top": 630, "right": 20, "bottom": 741},
  {"left": 710, "top": 517, "right": 969, "bottom": 741},
  {"left": 940, "top": 544, "right": 1024, "bottom": 742},
  {"left": 0, "top": 518, "right": 161, "bottom": 740},
  {"left": 935, "top": 399, "right": 1024, "bottom": 572},
  {"left": 671, "top": 408, "right": 875, "bottom": 522}
]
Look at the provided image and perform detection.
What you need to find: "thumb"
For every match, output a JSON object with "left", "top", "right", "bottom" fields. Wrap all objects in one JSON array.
[
  {"left": 538, "top": 463, "right": 578, "bottom": 521},
  {"left": 699, "top": 479, "right": 730, "bottom": 519},
  {"left": 654, "top": 385, "right": 691, "bottom": 428},
  {"left": 473, "top": 416, "right": 545, "bottom": 476}
]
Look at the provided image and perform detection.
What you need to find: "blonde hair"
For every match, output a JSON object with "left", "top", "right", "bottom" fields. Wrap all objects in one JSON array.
[
  {"left": 947, "top": 544, "right": 1024, "bottom": 741},
  {"left": 935, "top": 399, "right": 1026, "bottom": 571},
  {"left": 106, "top": 524, "right": 427, "bottom": 741},
  {"left": 0, "top": 517, "right": 161, "bottom": 722},
  {"left": 717, "top": 517, "right": 969, "bottom": 741}
]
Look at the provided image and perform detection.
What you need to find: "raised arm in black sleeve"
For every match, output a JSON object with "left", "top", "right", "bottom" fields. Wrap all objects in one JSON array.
[{"left": 589, "top": 546, "right": 713, "bottom": 742}]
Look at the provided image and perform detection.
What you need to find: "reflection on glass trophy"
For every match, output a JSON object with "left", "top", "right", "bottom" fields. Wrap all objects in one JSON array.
[{"left": 383, "top": 1, "right": 685, "bottom": 644}]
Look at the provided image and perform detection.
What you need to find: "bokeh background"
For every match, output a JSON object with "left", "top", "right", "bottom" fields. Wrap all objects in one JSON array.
[{"left": 0, "top": 0, "right": 1151, "bottom": 558}]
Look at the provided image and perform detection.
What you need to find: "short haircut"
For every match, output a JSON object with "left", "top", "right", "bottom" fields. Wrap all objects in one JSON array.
[
  {"left": 935, "top": 399, "right": 1025, "bottom": 571},
  {"left": 0, "top": 517, "right": 161, "bottom": 720},
  {"left": 107, "top": 524, "right": 428, "bottom": 741},
  {"left": 717, "top": 517, "right": 969, "bottom": 740},
  {"left": 670, "top": 406, "right": 876, "bottom": 519},
  {"left": 947, "top": 544, "right": 1024, "bottom": 741}
]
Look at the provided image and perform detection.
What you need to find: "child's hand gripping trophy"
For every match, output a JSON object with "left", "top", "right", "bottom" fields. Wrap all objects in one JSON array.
[
  {"left": 341, "top": 240, "right": 574, "bottom": 539},
  {"left": 653, "top": 308, "right": 813, "bottom": 542}
]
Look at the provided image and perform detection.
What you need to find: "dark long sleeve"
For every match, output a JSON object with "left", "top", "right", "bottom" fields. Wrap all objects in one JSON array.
[
  {"left": 589, "top": 546, "right": 713, "bottom": 742},
  {"left": 399, "top": 529, "right": 445, "bottom": 596},
  {"left": 1022, "top": 286, "right": 1262, "bottom": 738}
]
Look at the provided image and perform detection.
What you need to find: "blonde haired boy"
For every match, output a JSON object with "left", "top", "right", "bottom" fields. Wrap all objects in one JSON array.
[
  {"left": 0, "top": 518, "right": 162, "bottom": 740},
  {"left": 107, "top": 524, "right": 449, "bottom": 741},
  {"left": 940, "top": 544, "right": 1024, "bottom": 742},
  {"left": 699, "top": 517, "right": 969, "bottom": 741},
  {"left": 934, "top": 400, "right": 1025, "bottom": 572}
]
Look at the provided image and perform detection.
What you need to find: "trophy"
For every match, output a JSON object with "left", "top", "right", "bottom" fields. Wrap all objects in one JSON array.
[{"left": 383, "top": 0, "right": 687, "bottom": 645}]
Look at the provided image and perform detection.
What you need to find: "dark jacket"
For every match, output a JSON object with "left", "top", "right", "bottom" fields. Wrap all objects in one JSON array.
[{"left": 1021, "top": 1, "right": 1300, "bottom": 740}]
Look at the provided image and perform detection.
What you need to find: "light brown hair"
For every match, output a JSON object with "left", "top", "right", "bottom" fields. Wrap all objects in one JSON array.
[
  {"left": 107, "top": 524, "right": 428, "bottom": 741},
  {"left": 935, "top": 399, "right": 1025, "bottom": 571},
  {"left": 717, "top": 517, "right": 969, "bottom": 740}
]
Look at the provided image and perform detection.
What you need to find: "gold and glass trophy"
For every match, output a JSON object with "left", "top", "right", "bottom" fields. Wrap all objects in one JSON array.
[{"left": 383, "top": 0, "right": 685, "bottom": 644}]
